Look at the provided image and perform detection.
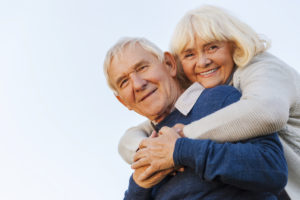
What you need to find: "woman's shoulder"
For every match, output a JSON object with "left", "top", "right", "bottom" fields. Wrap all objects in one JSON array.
[
  {"left": 244, "top": 52, "right": 288, "bottom": 70},
  {"left": 234, "top": 52, "right": 297, "bottom": 81}
]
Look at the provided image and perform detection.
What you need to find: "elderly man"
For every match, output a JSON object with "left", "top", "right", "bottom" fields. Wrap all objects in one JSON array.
[{"left": 104, "top": 37, "right": 288, "bottom": 199}]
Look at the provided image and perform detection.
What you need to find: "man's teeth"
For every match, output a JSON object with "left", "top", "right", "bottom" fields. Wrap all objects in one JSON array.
[{"left": 200, "top": 68, "right": 218, "bottom": 75}]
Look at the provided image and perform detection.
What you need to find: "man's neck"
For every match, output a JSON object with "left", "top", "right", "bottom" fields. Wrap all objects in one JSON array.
[{"left": 152, "top": 86, "right": 184, "bottom": 124}]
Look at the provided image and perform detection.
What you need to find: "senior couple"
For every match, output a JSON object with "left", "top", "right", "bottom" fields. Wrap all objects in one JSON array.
[{"left": 104, "top": 5, "right": 300, "bottom": 200}]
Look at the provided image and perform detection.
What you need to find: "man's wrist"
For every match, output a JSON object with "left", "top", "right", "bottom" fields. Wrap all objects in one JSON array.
[{"left": 173, "top": 138, "right": 185, "bottom": 167}]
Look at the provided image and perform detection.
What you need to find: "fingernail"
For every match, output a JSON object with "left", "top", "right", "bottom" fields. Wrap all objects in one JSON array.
[{"left": 175, "top": 128, "right": 181, "bottom": 133}]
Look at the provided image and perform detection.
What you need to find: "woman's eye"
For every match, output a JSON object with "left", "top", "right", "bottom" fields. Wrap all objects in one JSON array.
[
  {"left": 184, "top": 53, "right": 194, "bottom": 58},
  {"left": 207, "top": 45, "right": 218, "bottom": 52}
]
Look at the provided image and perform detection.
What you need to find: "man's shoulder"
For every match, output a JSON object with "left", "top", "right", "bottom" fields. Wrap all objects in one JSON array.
[
  {"left": 198, "top": 85, "right": 241, "bottom": 107},
  {"left": 203, "top": 85, "right": 240, "bottom": 96}
]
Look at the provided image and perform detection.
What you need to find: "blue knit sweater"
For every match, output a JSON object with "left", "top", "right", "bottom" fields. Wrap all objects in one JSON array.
[{"left": 124, "top": 85, "right": 287, "bottom": 200}]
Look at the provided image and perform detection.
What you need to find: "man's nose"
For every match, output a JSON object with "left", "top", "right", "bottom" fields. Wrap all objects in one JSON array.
[
  {"left": 130, "top": 73, "right": 147, "bottom": 92},
  {"left": 196, "top": 55, "right": 212, "bottom": 68}
]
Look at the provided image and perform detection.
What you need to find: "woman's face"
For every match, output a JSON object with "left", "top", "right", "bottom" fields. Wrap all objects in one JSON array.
[{"left": 179, "top": 39, "right": 235, "bottom": 88}]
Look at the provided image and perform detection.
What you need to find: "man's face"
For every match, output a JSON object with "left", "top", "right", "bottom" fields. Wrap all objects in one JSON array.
[{"left": 108, "top": 44, "right": 179, "bottom": 122}]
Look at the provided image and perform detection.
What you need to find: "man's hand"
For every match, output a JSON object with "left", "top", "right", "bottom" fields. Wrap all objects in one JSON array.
[
  {"left": 132, "top": 126, "right": 181, "bottom": 181},
  {"left": 133, "top": 165, "right": 173, "bottom": 188}
]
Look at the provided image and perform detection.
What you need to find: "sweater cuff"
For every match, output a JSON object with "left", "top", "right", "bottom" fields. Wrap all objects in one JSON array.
[
  {"left": 125, "top": 175, "right": 152, "bottom": 199},
  {"left": 174, "top": 138, "right": 202, "bottom": 166},
  {"left": 173, "top": 138, "right": 184, "bottom": 166},
  {"left": 173, "top": 138, "right": 208, "bottom": 176}
]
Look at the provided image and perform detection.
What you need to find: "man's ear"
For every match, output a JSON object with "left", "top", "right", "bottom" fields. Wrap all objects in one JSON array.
[
  {"left": 115, "top": 95, "right": 132, "bottom": 110},
  {"left": 163, "top": 52, "right": 177, "bottom": 77}
]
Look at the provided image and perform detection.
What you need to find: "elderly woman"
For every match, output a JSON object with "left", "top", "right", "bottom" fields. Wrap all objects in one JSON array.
[{"left": 118, "top": 5, "right": 300, "bottom": 199}]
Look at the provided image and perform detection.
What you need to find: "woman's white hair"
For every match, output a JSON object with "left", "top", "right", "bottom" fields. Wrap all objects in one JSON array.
[
  {"left": 103, "top": 37, "right": 164, "bottom": 93},
  {"left": 170, "top": 5, "right": 270, "bottom": 68}
]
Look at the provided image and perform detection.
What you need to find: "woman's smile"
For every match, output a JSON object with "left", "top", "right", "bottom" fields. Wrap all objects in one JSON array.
[{"left": 197, "top": 66, "right": 220, "bottom": 77}]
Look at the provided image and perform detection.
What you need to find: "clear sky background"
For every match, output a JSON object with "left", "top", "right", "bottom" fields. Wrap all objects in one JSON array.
[{"left": 0, "top": 0, "right": 300, "bottom": 199}]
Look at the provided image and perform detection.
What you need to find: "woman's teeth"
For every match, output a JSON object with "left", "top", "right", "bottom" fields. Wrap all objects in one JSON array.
[{"left": 200, "top": 68, "right": 218, "bottom": 75}]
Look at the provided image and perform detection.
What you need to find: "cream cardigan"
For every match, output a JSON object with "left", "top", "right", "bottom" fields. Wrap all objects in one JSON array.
[{"left": 118, "top": 52, "right": 300, "bottom": 199}]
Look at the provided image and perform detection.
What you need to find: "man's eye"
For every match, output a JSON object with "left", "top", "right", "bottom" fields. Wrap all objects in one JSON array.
[
  {"left": 120, "top": 78, "right": 128, "bottom": 88},
  {"left": 136, "top": 65, "right": 148, "bottom": 72}
]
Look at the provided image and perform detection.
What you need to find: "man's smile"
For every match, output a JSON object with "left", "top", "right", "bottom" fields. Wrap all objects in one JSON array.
[{"left": 138, "top": 88, "right": 158, "bottom": 102}]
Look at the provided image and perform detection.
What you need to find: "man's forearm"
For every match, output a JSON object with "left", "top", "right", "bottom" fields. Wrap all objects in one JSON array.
[{"left": 173, "top": 133, "right": 288, "bottom": 193}]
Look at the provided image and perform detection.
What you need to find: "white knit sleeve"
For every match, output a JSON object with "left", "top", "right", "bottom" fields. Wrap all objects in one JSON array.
[
  {"left": 118, "top": 120, "right": 153, "bottom": 164},
  {"left": 183, "top": 53, "right": 297, "bottom": 142}
]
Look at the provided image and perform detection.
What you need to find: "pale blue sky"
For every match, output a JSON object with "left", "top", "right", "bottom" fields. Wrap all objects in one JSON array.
[{"left": 0, "top": 0, "right": 299, "bottom": 199}]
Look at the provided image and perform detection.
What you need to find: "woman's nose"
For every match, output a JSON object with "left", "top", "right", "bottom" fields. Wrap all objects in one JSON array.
[{"left": 196, "top": 55, "right": 212, "bottom": 68}]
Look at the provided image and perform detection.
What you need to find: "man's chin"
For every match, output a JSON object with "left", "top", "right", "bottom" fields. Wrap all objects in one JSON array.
[
  {"left": 148, "top": 111, "right": 168, "bottom": 123},
  {"left": 136, "top": 110, "right": 162, "bottom": 121}
]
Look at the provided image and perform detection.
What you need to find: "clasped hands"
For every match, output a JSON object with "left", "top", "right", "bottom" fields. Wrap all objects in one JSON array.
[{"left": 132, "top": 124, "right": 185, "bottom": 188}]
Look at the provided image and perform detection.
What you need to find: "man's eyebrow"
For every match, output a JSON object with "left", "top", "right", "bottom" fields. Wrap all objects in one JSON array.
[
  {"left": 115, "top": 74, "right": 127, "bottom": 87},
  {"left": 115, "top": 60, "right": 149, "bottom": 87},
  {"left": 133, "top": 60, "right": 149, "bottom": 69},
  {"left": 182, "top": 48, "right": 193, "bottom": 53}
]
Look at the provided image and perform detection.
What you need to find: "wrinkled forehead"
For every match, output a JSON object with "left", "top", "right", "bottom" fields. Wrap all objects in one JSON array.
[
  {"left": 108, "top": 44, "right": 157, "bottom": 85},
  {"left": 108, "top": 44, "right": 138, "bottom": 75}
]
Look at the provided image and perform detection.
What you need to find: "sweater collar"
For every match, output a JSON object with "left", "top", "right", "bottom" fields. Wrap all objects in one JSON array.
[{"left": 225, "top": 65, "right": 237, "bottom": 86}]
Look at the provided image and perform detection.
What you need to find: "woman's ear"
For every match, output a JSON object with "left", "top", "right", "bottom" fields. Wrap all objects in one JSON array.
[
  {"left": 115, "top": 95, "right": 132, "bottom": 110},
  {"left": 163, "top": 52, "right": 177, "bottom": 77}
]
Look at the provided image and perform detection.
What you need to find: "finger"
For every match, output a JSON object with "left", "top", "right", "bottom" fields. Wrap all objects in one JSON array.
[
  {"left": 144, "top": 168, "right": 174, "bottom": 181},
  {"left": 173, "top": 124, "right": 182, "bottom": 133},
  {"left": 138, "top": 166, "right": 154, "bottom": 181},
  {"left": 155, "top": 168, "right": 174, "bottom": 177},
  {"left": 162, "top": 126, "right": 181, "bottom": 138},
  {"left": 150, "top": 130, "right": 158, "bottom": 138},
  {"left": 177, "top": 167, "right": 185, "bottom": 172},
  {"left": 133, "top": 148, "right": 147, "bottom": 162},
  {"left": 173, "top": 124, "right": 185, "bottom": 137},
  {"left": 138, "top": 138, "right": 153, "bottom": 149},
  {"left": 131, "top": 158, "right": 149, "bottom": 169},
  {"left": 173, "top": 123, "right": 184, "bottom": 129},
  {"left": 159, "top": 126, "right": 170, "bottom": 135},
  {"left": 175, "top": 128, "right": 181, "bottom": 133},
  {"left": 138, "top": 165, "right": 160, "bottom": 181},
  {"left": 138, "top": 138, "right": 147, "bottom": 149}
]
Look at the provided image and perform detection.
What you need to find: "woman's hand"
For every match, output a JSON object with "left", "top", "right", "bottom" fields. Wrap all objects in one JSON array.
[{"left": 173, "top": 123, "right": 185, "bottom": 137}]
